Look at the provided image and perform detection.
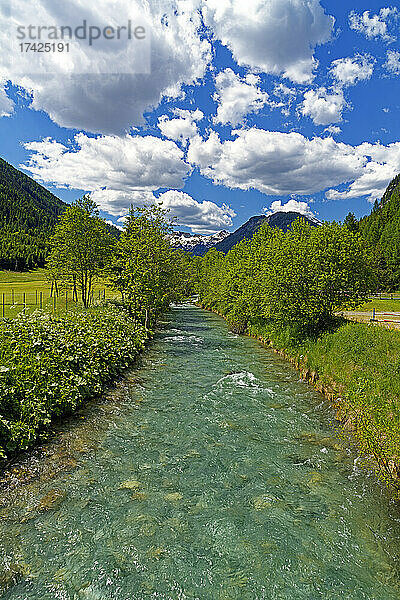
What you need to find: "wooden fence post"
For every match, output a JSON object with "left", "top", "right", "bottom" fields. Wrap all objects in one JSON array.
[
  {"left": 40, "top": 291, "right": 42, "bottom": 309},
  {"left": 2, "top": 293, "right": 4, "bottom": 318},
  {"left": 12, "top": 289, "right": 14, "bottom": 305},
  {"left": 23, "top": 292, "right": 26, "bottom": 314}
]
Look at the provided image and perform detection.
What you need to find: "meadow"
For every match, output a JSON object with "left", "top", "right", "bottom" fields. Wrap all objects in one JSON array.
[
  {"left": 0, "top": 270, "right": 113, "bottom": 317},
  {"left": 360, "top": 298, "right": 400, "bottom": 313}
]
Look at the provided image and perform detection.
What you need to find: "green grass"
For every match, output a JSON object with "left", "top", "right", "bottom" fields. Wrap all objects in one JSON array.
[
  {"left": 0, "top": 269, "right": 47, "bottom": 285},
  {"left": 359, "top": 299, "right": 400, "bottom": 313},
  {"left": 0, "top": 270, "right": 115, "bottom": 318}
]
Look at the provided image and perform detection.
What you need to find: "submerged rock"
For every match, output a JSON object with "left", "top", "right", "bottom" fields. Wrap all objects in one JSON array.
[
  {"left": 132, "top": 492, "right": 147, "bottom": 501},
  {"left": 0, "top": 563, "right": 24, "bottom": 590},
  {"left": 119, "top": 480, "right": 141, "bottom": 490},
  {"left": 298, "top": 431, "right": 342, "bottom": 451},
  {"left": 307, "top": 471, "right": 323, "bottom": 486},
  {"left": 37, "top": 489, "right": 66, "bottom": 511},
  {"left": 147, "top": 546, "right": 166, "bottom": 560},
  {"left": 252, "top": 495, "right": 277, "bottom": 510},
  {"left": 164, "top": 492, "right": 183, "bottom": 502},
  {"left": 0, "top": 558, "right": 33, "bottom": 592}
]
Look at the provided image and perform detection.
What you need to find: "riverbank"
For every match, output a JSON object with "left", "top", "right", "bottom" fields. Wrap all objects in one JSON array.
[
  {"left": 200, "top": 304, "right": 400, "bottom": 495},
  {"left": 0, "top": 302, "right": 150, "bottom": 460}
]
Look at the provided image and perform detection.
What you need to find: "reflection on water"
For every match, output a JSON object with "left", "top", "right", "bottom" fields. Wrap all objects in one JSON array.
[{"left": 1, "top": 305, "right": 400, "bottom": 599}]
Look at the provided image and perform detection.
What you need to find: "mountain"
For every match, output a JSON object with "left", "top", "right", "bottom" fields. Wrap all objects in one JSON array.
[
  {"left": 0, "top": 157, "right": 68, "bottom": 270},
  {"left": 169, "top": 230, "right": 230, "bottom": 256},
  {"left": 214, "top": 211, "right": 321, "bottom": 254},
  {"left": 0, "top": 157, "right": 121, "bottom": 271},
  {"left": 358, "top": 173, "right": 400, "bottom": 289}
]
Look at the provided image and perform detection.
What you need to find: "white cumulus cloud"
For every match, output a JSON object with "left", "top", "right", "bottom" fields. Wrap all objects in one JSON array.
[
  {"left": 157, "top": 109, "right": 203, "bottom": 142},
  {"left": 384, "top": 50, "right": 400, "bottom": 75},
  {"left": 0, "top": 83, "right": 13, "bottom": 117},
  {"left": 213, "top": 69, "right": 269, "bottom": 126},
  {"left": 92, "top": 187, "right": 235, "bottom": 233},
  {"left": 349, "top": 7, "right": 399, "bottom": 42},
  {"left": 301, "top": 87, "right": 347, "bottom": 125},
  {"left": 265, "top": 199, "right": 317, "bottom": 219},
  {"left": 187, "top": 127, "right": 400, "bottom": 202},
  {"left": 0, "top": 0, "right": 212, "bottom": 134},
  {"left": 187, "top": 128, "right": 365, "bottom": 196},
  {"left": 22, "top": 133, "right": 190, "bottom": 216},
  {"left": 157, "top": 190, "right": 236, "bottom": 234},
  {"left": 326, "top": 141, "right": 400, "bottom": 202},
  {"left": 202, "top": 0, "right": 334, "bottom": 83},
  {"left": 330, "top": 54, "right": 375, "bottom": 86},
  {"left": 323, "top": 125, "right": 342, "bottom": 136}
]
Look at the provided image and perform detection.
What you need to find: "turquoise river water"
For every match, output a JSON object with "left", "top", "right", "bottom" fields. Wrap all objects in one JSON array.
[{"left": 1, "top": 305, "right": 400, "bottom": 599}]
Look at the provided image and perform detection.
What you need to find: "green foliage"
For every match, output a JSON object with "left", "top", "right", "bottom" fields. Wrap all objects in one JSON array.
[
  {"left": 359, "top": 173, "right": 400, "bottom": 290},
  {"left": 195, "top": 216, "right": 400, "bottom": 485},
  {"left": 343, "top": 212, "right": 359, "bottom": 232},
  {"left": 0, "top": 303, "right": 148, "bottom": 458},
  {"left": 109, "top": 205, "right": 190, "bottom": 326},
  {"left": 47, "top": 196, "right": 115, "bottom": 307},
  {"left": 196, "top": 218, "right": 375, "bottom": 334},
  {"left": 0, "top": 157, "right": 67, "bottom": 270}
]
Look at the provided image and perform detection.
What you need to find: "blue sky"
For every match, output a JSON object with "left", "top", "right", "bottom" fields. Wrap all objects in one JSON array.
[{"left": 0, "top": 0, "right": 400, "bottom": 234}]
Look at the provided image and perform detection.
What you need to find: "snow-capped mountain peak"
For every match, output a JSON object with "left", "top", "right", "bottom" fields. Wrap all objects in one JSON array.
[{"left": 169, "top": 230, "right": 230, "bottom": 255}]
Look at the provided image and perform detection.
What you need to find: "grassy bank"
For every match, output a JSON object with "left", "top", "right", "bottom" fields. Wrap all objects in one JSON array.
[
  {"left": 203, "top": 303, "right": 400, "bottom": 493},
  {"left": 0, "top": 302, "right": 149, "bottom": 459},
  {"left": 251, "top": 318, "right": 400, "bottom": 490}
]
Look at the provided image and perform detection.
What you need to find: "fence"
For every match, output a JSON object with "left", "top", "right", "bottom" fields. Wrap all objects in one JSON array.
[
  {"left": 369, "top": 293, "right": 400, "bottom": 301},
  {"left": 370, "top": 308, "right": 400, "bottom": 325},
  {"left": 0, "top": 288, "right": 109, "bottom": 318}
]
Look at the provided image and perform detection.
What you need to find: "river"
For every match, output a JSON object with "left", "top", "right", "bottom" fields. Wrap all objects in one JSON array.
[{"left": 1, "top": 305, "right": 400, "bottom": 599}]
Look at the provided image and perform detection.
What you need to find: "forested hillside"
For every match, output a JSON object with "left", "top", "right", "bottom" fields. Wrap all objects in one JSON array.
[
  {"left": 356, "top": 173, "right": 400, "bottom": 290},
  {"left": 0, "top": 157, "right": 67, "bottom": 270}
]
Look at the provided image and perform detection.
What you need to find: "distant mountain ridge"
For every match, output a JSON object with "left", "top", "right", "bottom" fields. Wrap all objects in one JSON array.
[
  {"left": 169, "top": 230, "right": 230, "bottom": 256},
  {"left": 170, "top": 212, "right": 321, "bottom": 256},
  {"left": 0, "top": 157, "right": 67, "bottom": 230},
  {"left": 214, "top": 211, "right": 321, "bottom": 254}
]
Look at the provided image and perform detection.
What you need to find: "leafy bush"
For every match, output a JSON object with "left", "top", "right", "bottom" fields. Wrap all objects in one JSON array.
[{"left": 0, "top": 303, "right": 148, "bottom": 457}]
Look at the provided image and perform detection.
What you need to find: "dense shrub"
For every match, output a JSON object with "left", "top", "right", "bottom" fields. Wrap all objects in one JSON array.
[{"left": 0, "top": 303, "right": 149, "bottom": 457}]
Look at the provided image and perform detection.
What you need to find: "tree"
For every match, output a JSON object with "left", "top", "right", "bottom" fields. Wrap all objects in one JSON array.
[
  {"left": 359, "top": 175, "right": 400, "bottom": 290},
  {"left": 251, "top": 219, "right": 376, "bottom": 332},
  {"left": 343, "top": 212, "right": 359, "bottom": 232},
  {"left": 46, "top": 196, "right": 115, "bottom": 307},
  {"left": 109, "top": 205, "right": 188, "bottom": 327},
  {"left": 196, "top": 217, "right": 376, "bottom": 337}
]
